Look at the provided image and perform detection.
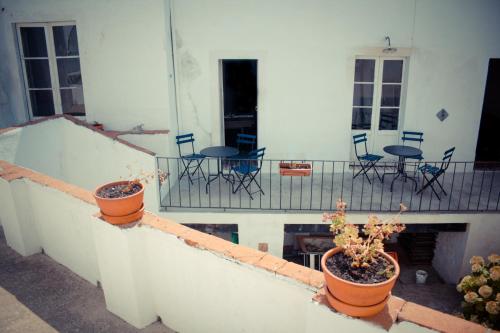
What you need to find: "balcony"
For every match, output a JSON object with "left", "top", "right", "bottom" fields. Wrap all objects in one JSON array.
[{"left": 158, "top": 158, "right": 500, "bottom": 212}]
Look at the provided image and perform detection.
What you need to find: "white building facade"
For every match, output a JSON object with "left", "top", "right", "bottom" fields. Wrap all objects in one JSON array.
[{"left": 1, "top": 0, "right": 499, "bottom": 161}]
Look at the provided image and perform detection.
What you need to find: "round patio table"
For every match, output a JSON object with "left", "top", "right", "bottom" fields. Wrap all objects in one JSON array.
[
  {"left": 200, "top": 146, "right": 239, "bottom": 193},
  {"left": 382, "top": 145, "right": 423, "bottom": 192}
]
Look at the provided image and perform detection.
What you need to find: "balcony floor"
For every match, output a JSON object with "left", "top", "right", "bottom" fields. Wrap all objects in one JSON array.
[{"left": 161, "top": 166, "right": 500, "bottom": 211}]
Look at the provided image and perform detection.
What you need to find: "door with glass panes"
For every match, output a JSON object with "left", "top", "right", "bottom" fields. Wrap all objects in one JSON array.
[
  {"left": 350, "top": 57, "right": 406, "bottom": 160},
  {"left": 17, "top": 22, "right": 85, "bottom": 119}
]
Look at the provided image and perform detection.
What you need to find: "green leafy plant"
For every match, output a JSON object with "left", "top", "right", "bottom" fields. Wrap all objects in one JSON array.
[
  {"left": 323, "top": 200, "right": 406, "bottom": 277},
  {"left": 456, "top": 254, "right": 500, "bottom": 329}
]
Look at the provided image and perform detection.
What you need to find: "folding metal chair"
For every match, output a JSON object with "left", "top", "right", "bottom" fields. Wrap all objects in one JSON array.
[
  {"left": 229, "top": 133, "right": 257, "bottom": 171},
  {"left": 231, "top": 147, "right": 265, "bottom": 200},
  {"left": 176, "top": 133, "right": 206, "bottom": 184},
  {"left": 401, "top": 131, "right": 424, "bottom": 174},
  {"left": 353, "top": 133, "right": 383, "bottom": 183},
  {"left": 235, "top": 133, "right": 257, "bottom": 157},
  {"left": 416, "top": 147, "right": 455, "bottom": 200}
]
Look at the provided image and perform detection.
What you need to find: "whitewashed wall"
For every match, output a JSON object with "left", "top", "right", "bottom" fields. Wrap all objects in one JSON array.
[
  {"left": 0, "top": 118, "right": 160, "bottom": 213},
  {"left": 0, "top": 0, "right": 178, "bottom": 134},
  {"left": 2, "top": 0, "right": 499, "bottom": 161},
  {"left": 0, "top": 173, "right": 437, "bottom": 333},
  {"left": 171, "top": 0, "right": 500, "bottom": 161}
]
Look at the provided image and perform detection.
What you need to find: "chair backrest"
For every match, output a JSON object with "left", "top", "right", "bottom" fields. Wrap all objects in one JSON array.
[
  {"left": 353, "top": 133, "right": 368, "bottom": 158},
  {"left": 441, "top": 147, "right": 455, "bottom": 171},
  {"left": 249, "top": 147, "right": 265, "bottom": 170},
  {"left": 236, "top": 133, "right": 257, "bottom": 153},
  {"left": 401, "top": 131, "right": 424, "bottom": 149},
  {"left": 176, "top": 133, "right": 195, "bottom": 156}
]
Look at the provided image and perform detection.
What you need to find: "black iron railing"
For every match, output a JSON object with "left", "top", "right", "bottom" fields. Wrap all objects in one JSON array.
[{"left": 156, "top": 157, "right": 500, "bottom": 212}]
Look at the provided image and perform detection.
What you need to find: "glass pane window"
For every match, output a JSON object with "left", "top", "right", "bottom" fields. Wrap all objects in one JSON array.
[
  {"left": 352, "top": 108, "right": 372, "bottom": 130},
  {"left": 382, "top": 60, "right": 403, "bottom": 83},
  {"left": 354, "top": 59, "right": 375, "bottom": 82},
  {"left": 20, "top": 27, "right": 48, "bottom": 57},
  {"left": 353, "top": 84, "right": 374, "bottom": 107},
  {"left": 25, "top": 59, "right": 52, "bottom": 88},
  {"left": 60, "top": 88, "right": 85, "bottom": 115},
  {"left": 57, "top": 58, "right": 82, "bottom": 87},
  {"left": 29, "top": 90, "right": 55, "bottom": 117},
  {"left": 53, "top": 25, "right": 79, "bottom": 56},
  {"left": 18, "top": 23, "right": 85, "bottom": 118},
  {"left": 380, "top": 85, "right": 401, "bottom": 107},
  {"left": 379, "top": 108, "right": 399, "bottom": 130}
]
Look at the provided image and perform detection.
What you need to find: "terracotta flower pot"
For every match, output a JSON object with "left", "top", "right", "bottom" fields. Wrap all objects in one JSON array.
[
  {"left": 321, "top": 247, "right": 399, "bottom": 316},
  {"left": 94, "top": 181, "right": 144, "bottom": 218}
]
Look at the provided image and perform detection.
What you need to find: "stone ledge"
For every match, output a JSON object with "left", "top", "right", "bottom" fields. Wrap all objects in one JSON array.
[
  {"left": 397, "top": 301, "right": 488, "bottom": 333},
  {"left": 0, "top": 115, "right": 170, "bottom": 156},
  {"left": 313, "top": 287, "right": 491, "bottom": 332},
  {"left": 0, "top": 161, "right": 96, "bottom": 205}
]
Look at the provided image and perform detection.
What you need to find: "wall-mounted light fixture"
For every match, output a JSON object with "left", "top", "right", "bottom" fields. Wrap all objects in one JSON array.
[{"left": 383, "top": 36, "right": 397, "bottom": 53}]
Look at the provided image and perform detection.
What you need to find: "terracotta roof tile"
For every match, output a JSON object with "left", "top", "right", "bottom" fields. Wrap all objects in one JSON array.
[{"left": 398, "top": 301, "right": 487, "bottom": 333}]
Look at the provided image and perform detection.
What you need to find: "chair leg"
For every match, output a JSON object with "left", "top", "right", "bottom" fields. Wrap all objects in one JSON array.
[
  {"left": 191, "top": 159, "right": 207, "bottom": 181},
  {"left": 416, "top": 174, "right": 441, "bottom": 199},
  {"left": 247, "top": 172, "right": 264, "bottom": 195},
  {"left": 353, "top": 162, "right": 372, "bottom": 184},
  {"left": 179, "top": 159, "right": 194, "bottom": 184},
  {"left": 232, "top": 173, "right": 247, "bottom": 194},
  {"left": 373, "top": 163, "right": 383, "bottom": 182}
]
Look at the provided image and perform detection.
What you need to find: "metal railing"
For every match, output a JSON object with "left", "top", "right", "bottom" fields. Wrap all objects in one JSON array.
[{"left": 156, "top": 157, "right": 500, "bottom": 212}]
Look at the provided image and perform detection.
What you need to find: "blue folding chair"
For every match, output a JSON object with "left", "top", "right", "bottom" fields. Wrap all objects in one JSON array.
[
  {"left": 235, "top": 133, "right": 257, "bottom": 157},
  {"left": 353, "top": 133, "right": 383, "bottom": 183},
  {"left": 231, "top": 147, "right": 265, "bottom": 200},
  {"left": 176, "top": 133, "right": 206, "bottom": 184},
  {"left": 229, "top": 133, "right": 257, "bottom": 171},
  {"left": 402, "top": 131, "right": 424, "bottom": 174},
  {"left": 416, "top": 147, "right": 455, "bottom": 200}
]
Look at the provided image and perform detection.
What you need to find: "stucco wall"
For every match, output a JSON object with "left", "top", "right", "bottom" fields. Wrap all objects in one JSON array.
[
  {"left": 0, "top": 167, "right": 441, "bottom": 333},
  {"left": 1, "top": 0, "right": 499, "bottom": 161},
  {"left": 171, "top": 0, "right": 500, "bottom": 161},
  {"left": 0, "top": 0, "right": 177, "bottom": 133},
  {"left": 0, "top": 118, "right": 160, "bottom": 213}
]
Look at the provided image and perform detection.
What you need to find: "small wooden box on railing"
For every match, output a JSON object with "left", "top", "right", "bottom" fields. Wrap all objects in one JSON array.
[{"left": 279, "top": 162, "right": 312, "bottom": 176}]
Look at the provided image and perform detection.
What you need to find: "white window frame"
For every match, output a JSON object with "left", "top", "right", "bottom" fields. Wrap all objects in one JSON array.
[
  {"left": 16, "top": 21, "right": 85, "bottom": 120},
  {"left": 351, "top": 56, "right": 407, "bottom": 133}
]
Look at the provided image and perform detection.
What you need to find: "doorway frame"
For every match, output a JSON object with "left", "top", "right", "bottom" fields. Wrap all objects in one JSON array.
[{"left": 210, "top": 51, "right": 265, "bottom": 147}]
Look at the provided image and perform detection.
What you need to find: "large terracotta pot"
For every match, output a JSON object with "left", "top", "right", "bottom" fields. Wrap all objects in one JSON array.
[
  {"left": 94, "top": 181, "right": 144, "bottom": 218},
  {"left": 321, "top": 247, "right": 399, "bottom": 316}
]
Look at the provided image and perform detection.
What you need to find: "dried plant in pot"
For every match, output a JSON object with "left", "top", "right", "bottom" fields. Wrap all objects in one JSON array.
[
  {"left": 94, "top": 168, "right": 167, "bottom": 225},
  {"left": 320, "top": 200, "right": 406, "bottom": 317}
]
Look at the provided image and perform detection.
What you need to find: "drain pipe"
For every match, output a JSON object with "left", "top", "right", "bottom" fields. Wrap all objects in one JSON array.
[{"left": 167, "top": 0, "right": 180, "bottom": 133}]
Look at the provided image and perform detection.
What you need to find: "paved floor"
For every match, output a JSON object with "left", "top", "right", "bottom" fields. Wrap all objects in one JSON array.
[
  {"left": 0, "top": 228, "right": 175, "bottom": 333},
  {"left": 0, "top": 287, "right": 57, "bottom": 333},
  {"left": 160, "top": 160, "right": 500, "bottom": 212}
]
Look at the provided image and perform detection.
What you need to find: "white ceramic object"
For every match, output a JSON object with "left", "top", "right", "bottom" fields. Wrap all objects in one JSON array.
[{"left": 416, "top": 270, "right": 428, "bottom": 284}]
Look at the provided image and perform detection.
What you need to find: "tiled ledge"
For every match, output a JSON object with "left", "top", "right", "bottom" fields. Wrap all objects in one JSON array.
[
  {"left": 313, "top": 285, "right": 490, "bottom": 332},
  {"left": 0, "top": 160, "right": 491, "bottom": 333},
  {"left": 0, "top": 115, "right": 170, "bottom": 156}
]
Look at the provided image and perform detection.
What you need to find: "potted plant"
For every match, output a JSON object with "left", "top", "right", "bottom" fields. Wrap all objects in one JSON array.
[
  {"left": 320, "top": 200, "right": 406, "bottom": 317},
  {"left": 94, "top": 169, "right": 166, "bottom": 225},
  {"left": 279, "top": 162, "right": 312, "bottom": 176},
  {"left": 456, "top": 254, "right": 499, "bottom": 329}
]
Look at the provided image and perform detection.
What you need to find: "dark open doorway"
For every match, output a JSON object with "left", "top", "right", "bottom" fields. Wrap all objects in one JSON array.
[
  {"left": 475, "top": 59, "right": 500, "bottom": 167},
  {"left": 221, "top": 60, "right": 257, "bottom": 149}
]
